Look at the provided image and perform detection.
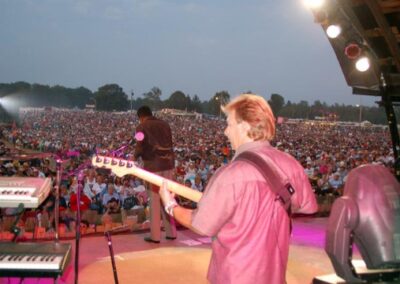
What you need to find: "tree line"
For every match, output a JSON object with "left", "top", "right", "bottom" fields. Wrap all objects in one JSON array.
[{"left": 0, "top": 82, "right": 391, "bottom": 124}]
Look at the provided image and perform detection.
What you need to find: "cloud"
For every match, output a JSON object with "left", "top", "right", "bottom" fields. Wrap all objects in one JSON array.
[
  {"left": 133, "top": 0, "right": 163, "bottom": 11},
  {"left": 72, "top": 0, "right": 126, "bottom": 20},
  {"left": 182, "top": 3, "right": 204, "bottom": 13},
  {"left": 104, "top": 6, "right": 124, "bottom": 20},
  {"left": 186, "top": 35, "right": 217, "bottom": 49},
  {"left": 73, "top": 0, "right": 92, "bottom": 16}
]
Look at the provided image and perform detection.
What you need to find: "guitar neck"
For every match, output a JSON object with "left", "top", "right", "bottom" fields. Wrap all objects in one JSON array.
[
  {"left": 92, "top": 156, "right": 202, "bottom": 203},
  {"left": 161, "top": 176, "right": 202, "bottom": 203}
]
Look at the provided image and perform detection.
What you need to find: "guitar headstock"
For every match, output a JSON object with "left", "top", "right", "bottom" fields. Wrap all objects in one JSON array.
[{"left": 91, "top": 155, "right": 137, "bottom": 177}]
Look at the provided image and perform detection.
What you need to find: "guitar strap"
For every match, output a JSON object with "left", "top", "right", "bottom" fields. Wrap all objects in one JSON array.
[{"left": 235, "top": 151, "right": 295, "bottom": 216}]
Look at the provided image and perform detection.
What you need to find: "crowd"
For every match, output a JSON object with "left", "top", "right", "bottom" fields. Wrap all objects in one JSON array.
[
  {"left": 0, "top": 108, "right": 394, "bottom": 232},
  {"left": 274, "top": 122, "right": 393, "bottom": 195}
]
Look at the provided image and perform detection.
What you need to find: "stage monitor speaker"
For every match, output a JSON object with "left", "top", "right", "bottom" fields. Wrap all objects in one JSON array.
[{"left": 314, "top": 164, "right": 400, "bottom": 284}]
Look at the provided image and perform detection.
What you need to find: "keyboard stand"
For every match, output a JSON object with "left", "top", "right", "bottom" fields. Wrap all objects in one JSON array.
[{"left": 9, "top": 203, "right": 25, "bottom": 243}]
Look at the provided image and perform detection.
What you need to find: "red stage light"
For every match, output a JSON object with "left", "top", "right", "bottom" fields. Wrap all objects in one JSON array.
[{"left": 344, "top": 43, "right": 361, "bottom": 59}]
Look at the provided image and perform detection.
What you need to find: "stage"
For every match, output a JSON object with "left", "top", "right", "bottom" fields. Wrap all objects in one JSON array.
[{"left": 0, "top": 217, "right": 342, "bottom": 284}]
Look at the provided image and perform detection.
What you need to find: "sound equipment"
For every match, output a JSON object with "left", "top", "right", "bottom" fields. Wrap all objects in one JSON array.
[
  {"left": 0, "top": 242, "right": 71, "bottom": 278},
  {"left": 0, "top": 177, "right": 52, "bottom": 208}
]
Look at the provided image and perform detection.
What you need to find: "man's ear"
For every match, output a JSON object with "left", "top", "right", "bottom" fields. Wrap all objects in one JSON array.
[{"left": 239, "top": 121, "right": 251, "bottom": 135}]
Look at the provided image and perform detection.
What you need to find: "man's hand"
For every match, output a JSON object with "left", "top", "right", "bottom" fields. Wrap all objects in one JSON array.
[
  {"left": 160, "top": 179, "right": 178, "bottom": 217},
  {"left": 159, "top": 179, "right": 174, "bottom": 206}
]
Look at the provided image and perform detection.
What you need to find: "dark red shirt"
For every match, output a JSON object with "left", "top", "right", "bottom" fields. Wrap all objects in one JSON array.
[
  {"left": 134, "top": 116, "right": 175, "bottom": 172},
  {"left": 69, "top": 193, "right": 91, "bottom": 211}
]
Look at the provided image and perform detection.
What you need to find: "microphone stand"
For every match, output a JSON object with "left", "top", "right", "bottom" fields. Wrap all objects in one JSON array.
[
  {"left": 54, "top": 155, "right": 70, "bottom": 242},
  {"left": 110, "top": 144, "right": 129, "bottom": 158},
  {"left": 74, "top": 173, "right": 83, "bottom": 284},
  {"left": 103, "top": 225, "right": 129, "bottom": 284},
  {"left": 105, "top": 230, "right": 119, "bottom": 284},
  {"left": 54, "top": 159, "right": 62, "bottom": 242}
]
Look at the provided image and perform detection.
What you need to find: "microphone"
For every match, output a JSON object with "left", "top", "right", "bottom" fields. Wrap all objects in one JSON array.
[
  {"left": 110, "top": 132, "right": 145, "bottom": 157},
  {"left": 135, "top": 131, "right": 145, "bottom": 141},
  {"left": 128, "top": 131, "right": 145, "bottom": 145}
]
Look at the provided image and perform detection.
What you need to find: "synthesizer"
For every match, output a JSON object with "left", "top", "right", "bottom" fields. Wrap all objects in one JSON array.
[
  {"left": 0, "top": 177, "right": 52, "bottom": 208},
  {"left": 0, "top": 242, "right": 71, "bottom": 278}
]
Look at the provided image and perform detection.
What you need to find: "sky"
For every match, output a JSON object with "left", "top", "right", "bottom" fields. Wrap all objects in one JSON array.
[{"left": 0, "top": 0, "right": 378, "bottom": 106}]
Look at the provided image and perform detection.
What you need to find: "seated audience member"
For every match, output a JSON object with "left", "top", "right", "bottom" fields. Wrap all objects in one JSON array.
[
  {"left": 102, "top": 184, "right": 120, "bottom": 211},
  {"left": 184, "top": 162, "right": 197, "bottom": 183},
  {"left": 328, "top": 172, "right": 344, "bottom": 196},
  {"left": 101, "top": 197, "right": 121, "bottom": 226},
  {"left": 83, "top": 171, "right": 102, "bottom": 211},
  {"left": 336, "top": 161, "right": 348, "bottom": 182},
  {"left": 113, "top": 176, "right": 123, "bottom": 193},
  {"left": 133, "top": 179, "right": 148, "bottom": 206},
  {"left": 309, "top": 168, "right": 322, "bottom": 193},
  {"left": 123, "top": 191, "right": 139, "bottom": 210},
  {"left": 39, "top": 187, "right": 68, "bottom": 231},
  {"left": 197, "top": 162, "right": 209, "bottom": 184},
  {"left": 60, "top": 184, "right": 70, "bottom": 207},
  {"left": 192, "top": 174, "right": 203, "bottom": 192},
  {"left": 119, "top": 178, "right": 133, "bottom": 203},
  {"left": 304, "top": 162, "right": 314, "bottom": 177},
  {"left": 105, "top": 197, "right": 121, "bottom": 214},
  {"left": 69, "top": 184, "right": 92, "bottom": 213}
]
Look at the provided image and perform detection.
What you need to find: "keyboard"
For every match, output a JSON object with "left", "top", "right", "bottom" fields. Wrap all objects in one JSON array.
[
  {"left": 0, "top": 177, "right": 52, "bottom": 208},
  {"left": 0, "top": 242, "right": 71, "bottom": 278}
]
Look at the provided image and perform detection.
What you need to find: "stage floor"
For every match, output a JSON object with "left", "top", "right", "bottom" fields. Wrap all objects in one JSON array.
[{"left": 0, "top": 217, "right": 339, "bottom": 284}]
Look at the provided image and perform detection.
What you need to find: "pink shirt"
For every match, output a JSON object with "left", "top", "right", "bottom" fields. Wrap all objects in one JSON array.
[{"left": 192, "top": 141, "right": 317, "bottom": 284}]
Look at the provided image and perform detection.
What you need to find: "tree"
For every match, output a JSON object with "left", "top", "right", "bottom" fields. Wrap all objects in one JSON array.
[
  {"left": 142, "top": 87, "right": 163, "bottom": 110},
  {"left": 297, "top": 100, "right": 310, "bottom": 118},
  {"left": 94, "top": 84, "right": 128, "bottom": 111},
  {"left": 268, "top": 93, "right": 285, "bottom": 115},
  {"left": 191, "top": 94, "right": 202, "bottom": 112},
  {"left": 166, "top": 91, "right": 187, "bottom": 110},
  {"left": 209, "top": 91, "right": 230, "bottom": 116},
  {"left": 69, "top": 86, "right": 94, "bottom": 109},
  {"left": 310, "top": 100, "right": 325, "bottom": 119},
  {"left": 143, "top": 87, "right": 162, "bottom": 101}
]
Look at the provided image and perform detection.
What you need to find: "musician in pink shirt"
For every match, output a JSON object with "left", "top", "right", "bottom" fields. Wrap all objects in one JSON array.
[{"left": 160, "top": 94, "right": 317, "bottom": 284}]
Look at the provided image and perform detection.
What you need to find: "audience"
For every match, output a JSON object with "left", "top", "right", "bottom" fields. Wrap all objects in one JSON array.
[{"left": 0, "top": 108, "right": 395, "bottom": 236}]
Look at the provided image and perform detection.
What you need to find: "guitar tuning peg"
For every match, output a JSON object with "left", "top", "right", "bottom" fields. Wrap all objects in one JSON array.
[
  {"left": 104, "top": 158, "right": 110, "bottom": 164},
  {"left": 96, "top": 157, "right": 102, "bottom": 163},
  {"left": 119, "top": 160, "right": 126, "bottom": 167},
  {"left": 127, "top": 162, "right": 133, "bottom": 168},
  {"left": 111, "top": 159, "right": 118, "bottom": 166}
]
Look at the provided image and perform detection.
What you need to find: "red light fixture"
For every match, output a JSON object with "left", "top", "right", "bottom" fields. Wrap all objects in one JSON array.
[{"left": 344, "top": 43, "right": 361, "bottom": 59}]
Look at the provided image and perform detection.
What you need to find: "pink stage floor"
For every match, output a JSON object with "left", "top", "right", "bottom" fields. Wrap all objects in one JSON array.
[{"left": 0, "top": 217, "right": 338, "bottom": 284}]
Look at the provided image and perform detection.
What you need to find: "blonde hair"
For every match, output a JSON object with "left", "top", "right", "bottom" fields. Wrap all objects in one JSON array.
[{"left": 222, "top": 93, "right": 276, "bottom": 141}]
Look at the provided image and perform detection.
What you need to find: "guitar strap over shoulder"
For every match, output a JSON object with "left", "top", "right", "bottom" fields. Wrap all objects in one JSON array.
[{"left": 235, "top": 151, "right": 295, "bottom": 215}]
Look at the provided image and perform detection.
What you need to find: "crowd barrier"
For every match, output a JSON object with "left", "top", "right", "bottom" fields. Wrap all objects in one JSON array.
[
  {"left": 0, "top": 207, "right": 148, "bottom": 240},
  {"left": 0, "top": 195, "right": 337, "bottom": 240}
]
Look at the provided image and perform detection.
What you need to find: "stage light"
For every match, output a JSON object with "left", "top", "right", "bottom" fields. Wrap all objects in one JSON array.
[
  {"left": 314, "top": 10, "right": 328, "bottom": 23},
  {"left": 344, "top": 43, "right": 361, "bottom": 59},
  {"left": 326, "top": 25, "right": 341, "bottom": 38},
  {"left": 355, "top": 57, "right": 370, "bottom": 72},
  {"left": 304, "top": 0, "right": 325, "bottom": 9}
]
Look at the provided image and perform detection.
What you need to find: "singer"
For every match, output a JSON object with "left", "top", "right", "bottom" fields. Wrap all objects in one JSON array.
[
  {"left": 160, "top": 94, "right": 318, "bottom": 284},
  {"left": 133, "top": 105, "right": 177, "bottom": 243}
]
